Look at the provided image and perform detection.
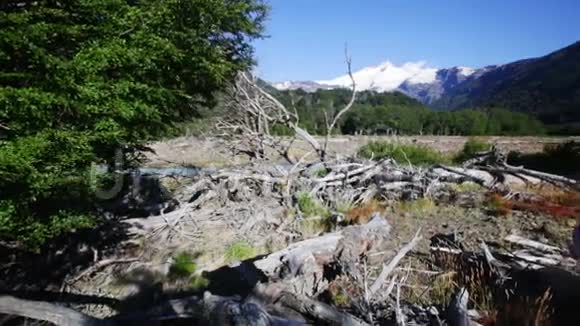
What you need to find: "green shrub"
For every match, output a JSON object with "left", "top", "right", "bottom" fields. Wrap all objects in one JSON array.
[
  {"left": 454, "top": 138, "right": 491, "bottom": 163},
  {"left": 297, "top": 192, "right": 330, "bottom": 218},
  {"left": 169, "top": 251, "right": 210, "bottom": 290},
  {"left": 224, "top": 241, "right": 258, "bottom": 263},
  {"left": 314, "top": 168, "right": 330, "bottom": 178},
  {"left": 508, "top": 141, "right": 580, "bottom": 177},
  {"left": 358, "top": 141, "right": 449, "bottom": 166},
  {"left": 170, "top": 252, "right": 198, "bottom": 279}
]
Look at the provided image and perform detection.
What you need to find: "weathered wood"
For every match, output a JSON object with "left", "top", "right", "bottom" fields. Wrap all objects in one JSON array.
[
  {"left": 369, "top": 229, "right": 422, "bottom": 297},
  {"left": 447, "top": 288, "right": 470, "bottom": 326},
  {"left": 505, "top": 234, "right": 562, "bottom": 254},
  {"left": 0, "top": 295, "right": 109, "bottom": 326},
  {"left": 254, "top": 215, "right": 391, "bottom": 296},
  {"left": 115, "top": 291, "right": 303, "bottom": 326},
  {"left": 255, "top": 287, "right": 369, "bottom": 326},
  {"left": 69, "top": 258, "right": 139, "bottom": 284}
]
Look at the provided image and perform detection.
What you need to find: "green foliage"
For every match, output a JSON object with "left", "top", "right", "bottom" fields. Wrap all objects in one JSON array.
[
  {"left": 269, "top": 89, "right": 547, "bottom": 136},
  {"left": 454, "top": 137, "right": 492, "bottom": 163},
  {"left": 331, "top": 291, "right": 349, "bottom": 306},
  {"left": 313, "top": 168, "right": 329, "bottom": 178},
  {"left": 433, "top": 41, "right": 580, "bottom": 126},
  {"left": 297, "top": 192, "right": 330, "bottom": 218},
  {"left": 296, "top": 192, "right": 332, "bottom": 234},
  {"left": 0, "top": 0, "right": 267, "bottom": 248},
  {"left": 169, "top": 251, "right": 209, "bottom": 290},
  {"left": 170, "top": 252, "right": 198, "bottom": 279},
  {"left": 224, "top": 241, "right": 258, "bottom": 262},
  {"left": 508, "top": 141, "right": 580, "bottom": 177},
  {"left": 358, "top": 141, "right": 450, "bottom": 166}
]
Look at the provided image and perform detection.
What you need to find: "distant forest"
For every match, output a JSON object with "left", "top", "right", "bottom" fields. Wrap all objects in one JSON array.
[{"left": 270, "top": 88, "right": 551, "bottom": 136}]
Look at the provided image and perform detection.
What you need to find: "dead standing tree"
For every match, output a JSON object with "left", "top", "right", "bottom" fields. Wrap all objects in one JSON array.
[{"left": 216, "top": 49, "right": 357, "bottom": 163}]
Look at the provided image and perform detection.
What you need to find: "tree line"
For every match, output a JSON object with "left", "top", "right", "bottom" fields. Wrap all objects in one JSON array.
[{"left": 272, "top": 88, "right": 548, "bottom": 136}]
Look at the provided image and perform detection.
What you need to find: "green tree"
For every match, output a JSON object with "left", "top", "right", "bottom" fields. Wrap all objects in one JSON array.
[{"left": 0, "top": 0, "right": 267, "bottom": 248}]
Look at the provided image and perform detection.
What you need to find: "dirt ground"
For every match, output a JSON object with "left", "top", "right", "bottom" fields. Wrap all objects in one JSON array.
[{"left": 146, "top": 135, "right": 580, "bottom": 168}]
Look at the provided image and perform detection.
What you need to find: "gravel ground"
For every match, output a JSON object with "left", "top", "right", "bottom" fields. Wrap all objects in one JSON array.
[{"left": 145, "top": 135, "right": 580, "bottom": 168}]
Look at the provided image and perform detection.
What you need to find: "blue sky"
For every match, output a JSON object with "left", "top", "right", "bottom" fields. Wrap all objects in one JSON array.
[{"left": 254, "top": 0, "right": 580, "bottom": 82}]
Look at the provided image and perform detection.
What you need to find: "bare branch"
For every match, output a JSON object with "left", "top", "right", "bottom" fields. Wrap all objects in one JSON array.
[
  {"left": 369, "top": 228, "right": 422, "bottom": 297},
  {"left": 321, "top": 45, "right": 358, "bottom": 160},
  {"left": 328, "top": 46, "right": 357, "bottom": 133}
]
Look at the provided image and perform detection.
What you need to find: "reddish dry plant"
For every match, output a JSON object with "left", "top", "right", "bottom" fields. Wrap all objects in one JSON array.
[
  {"left": 345, "top": 200, "right": 385, "bottom": 225},
  {"left": 486, "top": 191, "right": 580, "bottom": 219}
]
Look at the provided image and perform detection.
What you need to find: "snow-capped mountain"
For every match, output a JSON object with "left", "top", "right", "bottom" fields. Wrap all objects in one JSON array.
[
  {"left": 271, "top": 61, "right": 478, "bottom": 104},
  {"left": 317, "top": 61, "right": 439, "bottom": 92}
]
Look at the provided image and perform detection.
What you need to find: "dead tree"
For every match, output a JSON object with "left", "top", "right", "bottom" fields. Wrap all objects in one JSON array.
[{"left": 216, "top": 49, "right": 357, "bottom": 163}]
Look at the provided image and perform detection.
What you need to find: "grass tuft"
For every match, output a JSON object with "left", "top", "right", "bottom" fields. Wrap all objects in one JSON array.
[
  {"left": 297, "top": 192, "right": 330, "bottom": 218},
  {"left": 358, "top": 141, "right": 450, "bottom": 166},
  {"left": 454, "top": 137, "right": 492, "bottom": 163},
  {"left": 395, "top": 198, "right": 437, "bottom": 216},
  {"left": 224, "top": 241, "right": 258, "bottom": 263},
  {"left": 170, "top": 252, "right": 198, "bottom": 279},
  {"left": 450, "top": 182, "right": 483, "bottom": 193}
]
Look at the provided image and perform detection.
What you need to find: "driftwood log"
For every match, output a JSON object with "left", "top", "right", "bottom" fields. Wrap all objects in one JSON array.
[{"left": 254, "top": 214, "right": 391, "bottom": 296}]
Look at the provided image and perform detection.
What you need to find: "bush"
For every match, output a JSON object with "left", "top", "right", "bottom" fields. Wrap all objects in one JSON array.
[
  {"left": 358, "top": 141, "right": 449, "bottom": 166},
  {"left": 508, "top": 141, "right": 580, "bottom": 177},
  {"left": 454, "top": 138, "right": 492, "bottom": 163}
]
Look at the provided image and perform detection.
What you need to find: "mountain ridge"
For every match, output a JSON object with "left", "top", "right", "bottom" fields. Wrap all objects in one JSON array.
[{"left": 269, "top": 41, "right": 580, "bottom": 123}]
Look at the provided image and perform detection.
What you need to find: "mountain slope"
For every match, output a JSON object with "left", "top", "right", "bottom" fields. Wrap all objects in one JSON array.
[
  {"left": 433, "top": 41, "right": 580, "bottom": 123},
  {"left": 397, "top": 66, "right": 475, "bottom": 105}
]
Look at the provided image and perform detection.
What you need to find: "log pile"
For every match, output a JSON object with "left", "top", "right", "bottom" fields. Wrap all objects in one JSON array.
[{"left": 1, "top": 70, "right": 579, "bottom": 326}]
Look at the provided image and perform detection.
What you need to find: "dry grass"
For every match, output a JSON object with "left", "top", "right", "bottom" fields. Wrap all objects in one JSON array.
[
  {"left": 394, "top": 198, "right": 437, "bottom": 217},
  {"left": 495, "top": 289, "right": 554, "bottom": 326},
  {"left": 450, "top": 182, "right": 483, "bottom": 193}
]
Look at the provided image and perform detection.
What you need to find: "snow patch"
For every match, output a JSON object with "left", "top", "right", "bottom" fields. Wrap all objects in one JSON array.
[
  {"left": 316, "top": 61, "right": 438, "bottom": 92},
  {"left": 457, "top": 66, "right": 476, "bottom": 76}
]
